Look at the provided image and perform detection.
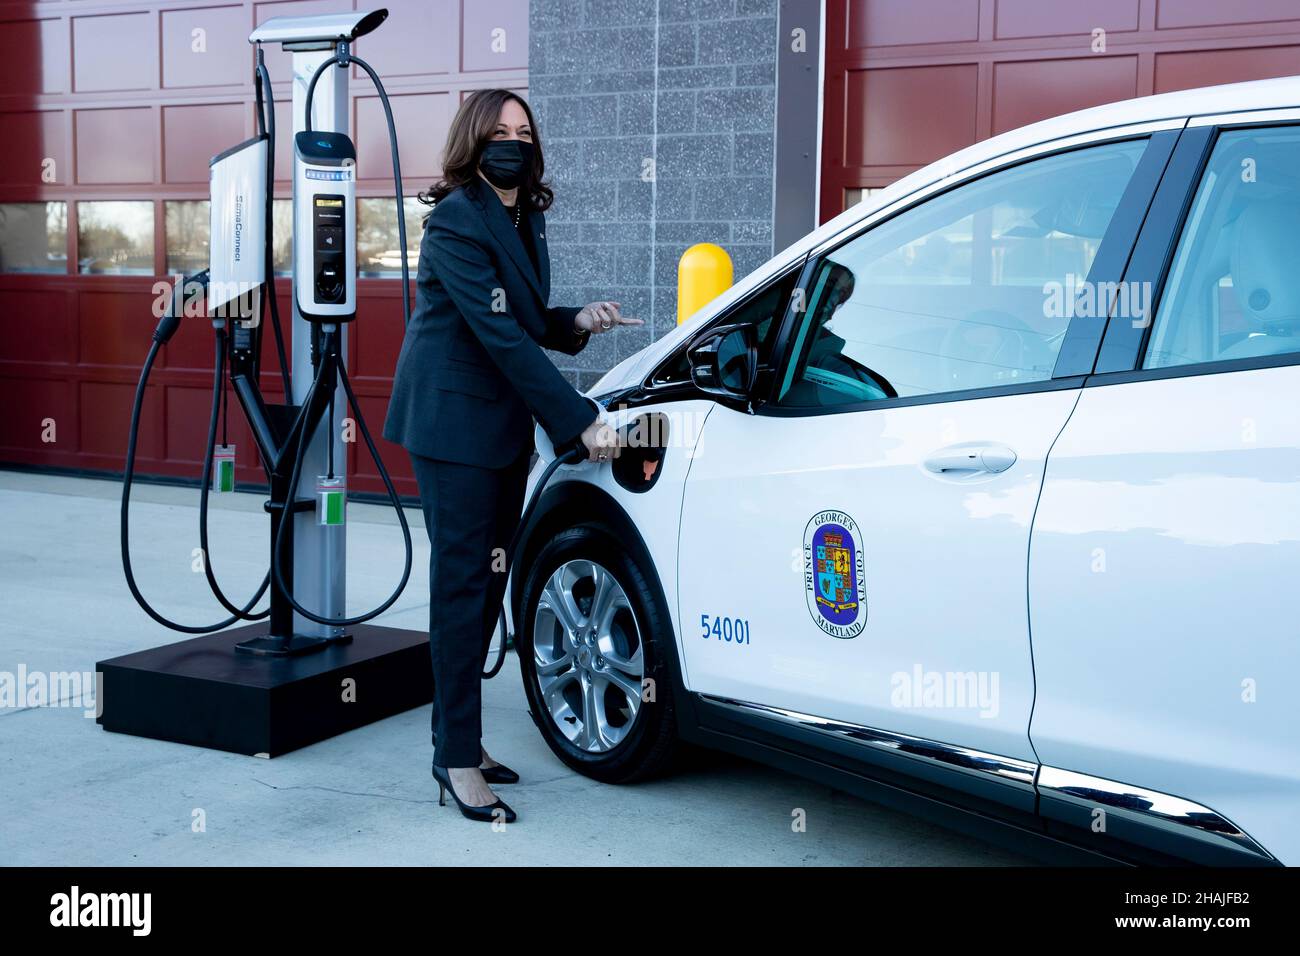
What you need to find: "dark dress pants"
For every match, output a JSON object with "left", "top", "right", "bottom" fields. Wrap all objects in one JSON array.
[{"left": 408, "top": 447, "right": 531, "bottom": 769}]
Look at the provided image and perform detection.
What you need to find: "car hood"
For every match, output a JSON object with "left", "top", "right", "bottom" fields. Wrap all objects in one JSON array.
[{"left": 587, "top": 327, "right": 686, "bottom": 398}]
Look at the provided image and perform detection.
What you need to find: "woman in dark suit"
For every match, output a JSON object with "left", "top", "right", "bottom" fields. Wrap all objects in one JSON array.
[{"left": 383, "top": 89, "right": 640, "bottom": 823}]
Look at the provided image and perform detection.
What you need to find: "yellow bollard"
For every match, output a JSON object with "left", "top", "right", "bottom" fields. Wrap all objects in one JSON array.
[{"left": 676, "top": 243, "right": 733, "bottom": 325}]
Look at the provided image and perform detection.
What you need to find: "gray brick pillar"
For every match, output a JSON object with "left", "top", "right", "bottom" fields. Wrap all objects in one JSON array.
[{"left": 529, "top": 0, "right": 779, "bottom": 390}]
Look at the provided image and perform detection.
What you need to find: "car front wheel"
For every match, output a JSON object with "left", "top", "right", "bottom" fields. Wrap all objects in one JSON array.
[{"left": 517, "top": 525, "right": 677, "bottom": 783}]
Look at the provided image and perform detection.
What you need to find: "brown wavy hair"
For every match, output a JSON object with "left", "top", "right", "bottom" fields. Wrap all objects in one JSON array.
[{"left": 418, "top": 89, "right": 553, "bottom": 213}]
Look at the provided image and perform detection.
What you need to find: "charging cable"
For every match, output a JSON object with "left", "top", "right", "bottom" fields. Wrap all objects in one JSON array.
[
  {"left": 253, "top": 43, "right": 293, "bottom": 397},
  {"left": 120, "top": 275, "right": 272, "bottom": 633},
  {"left": 269, "top": 328, "right": 414, "bottom": 627},
  {"left": 481, "top": 437, "right": 590, "bottom": 679},
  {"left": 196, "top": 326, "right": 272, "bottom": 620}
]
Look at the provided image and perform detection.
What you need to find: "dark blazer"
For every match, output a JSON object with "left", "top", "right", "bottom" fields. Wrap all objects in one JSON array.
[{"left": 383, "top": 178, "right": 597, "bottom": 468}]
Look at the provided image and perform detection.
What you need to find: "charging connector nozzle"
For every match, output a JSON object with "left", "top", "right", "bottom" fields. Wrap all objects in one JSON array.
[
  {"left": 153, "top": 269, "right": 210, "bottom": 345},
  {"left": 553, "top": 435, "right": 589, "bottom": 465}
]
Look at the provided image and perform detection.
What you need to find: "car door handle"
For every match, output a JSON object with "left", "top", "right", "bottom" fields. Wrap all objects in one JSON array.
[{"left": 923, "top": 442, "right": 1018, "bottom": 475}]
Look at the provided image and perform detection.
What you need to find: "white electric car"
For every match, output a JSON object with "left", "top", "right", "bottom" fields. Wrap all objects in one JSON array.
[{"left": 510, "top": 76, "right": 1300, "bottom": 866}]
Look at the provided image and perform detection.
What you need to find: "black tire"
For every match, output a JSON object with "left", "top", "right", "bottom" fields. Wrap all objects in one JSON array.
[{"left": 517, "top": 524, "right": 677, "bottom": 783}]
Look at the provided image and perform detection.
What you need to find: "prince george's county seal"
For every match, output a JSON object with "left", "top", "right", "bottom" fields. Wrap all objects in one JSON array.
[{"left": 803, "top": 510, "right": 867, "bottom": 638}]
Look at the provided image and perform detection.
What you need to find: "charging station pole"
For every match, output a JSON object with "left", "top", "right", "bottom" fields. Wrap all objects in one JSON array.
[
  {"left": 289, "top": 45, "right": 348, "bottom": 639},
  {"left": 247, "top": 14, "right": 371, "bottom": 639}
]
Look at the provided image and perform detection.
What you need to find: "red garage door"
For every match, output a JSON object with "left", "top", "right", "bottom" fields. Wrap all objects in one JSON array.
[
  {"left": 822, "top": 0, "right": 1300, "bottom": 222},
  {"left": 0, "top": 0, "right": 529, "bottom": 497}
]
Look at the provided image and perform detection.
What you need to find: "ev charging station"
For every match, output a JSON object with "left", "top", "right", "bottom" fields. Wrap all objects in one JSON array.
[
  {"left": 267, "top": 11, "right": 363, "bottom": 643},
  {"left": 102, "top": 9, "right": 432, "bottom": 757}
]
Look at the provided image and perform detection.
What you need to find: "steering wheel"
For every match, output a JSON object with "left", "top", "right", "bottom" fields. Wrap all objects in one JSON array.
[
  {"left": 938, "top": 311, "right": 1053, "bottom": 390},
  {"left": 797, "top": 350, "right": 897, "bottom": 403},
  {"left": 831, "top": 352, "right": 897, "bottom": 398}
]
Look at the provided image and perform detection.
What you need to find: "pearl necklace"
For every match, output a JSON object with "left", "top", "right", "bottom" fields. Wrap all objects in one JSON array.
[{"left": 511, "top": 202, "right": 521, "bottom": 227}]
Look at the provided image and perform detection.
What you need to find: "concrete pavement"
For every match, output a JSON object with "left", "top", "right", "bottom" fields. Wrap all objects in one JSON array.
[{"left": 0, "top": 469, "right": 1032, "bottom": 865}]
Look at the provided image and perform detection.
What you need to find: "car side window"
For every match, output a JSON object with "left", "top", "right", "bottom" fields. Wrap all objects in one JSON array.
[
  {"left": 774, "top": 139, "right": 1149, "bottom": 408},
  {"left": 651, "top": 267, "right": 800, "bottom": 388},
  {"left": 1144, "top": 126, "right": 1300, "bottom": 370}
]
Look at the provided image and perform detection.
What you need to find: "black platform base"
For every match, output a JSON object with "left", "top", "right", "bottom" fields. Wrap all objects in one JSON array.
[
  {"left": 234, "top": 631, "right": 352, "bottom": 657},
  {"left": 97, "top": 624, "right": 431, "bottom": 757}
]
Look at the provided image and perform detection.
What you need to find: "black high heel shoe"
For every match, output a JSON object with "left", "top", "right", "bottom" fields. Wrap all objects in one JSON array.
[
  {"left": 432, "top": 765, "right": 517, "bottom": 823},
  {"left": 430, "top": 759, "right": 519, "bottom": 786},
  {"left": 431, "top": 735, "right": 520, "bottom": 784},
  {"left": 478, "top": 763, "right": 520, "bottom": 785}
]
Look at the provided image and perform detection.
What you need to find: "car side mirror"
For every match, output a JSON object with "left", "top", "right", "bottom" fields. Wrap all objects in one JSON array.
[{"left": 687, "top": 323, "right": 758, "bottom": 399}]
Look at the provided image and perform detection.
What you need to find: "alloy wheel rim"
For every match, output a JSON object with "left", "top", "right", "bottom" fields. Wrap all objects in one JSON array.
[{"left": 532, "top": 559, "right": 644, "bottom": 753}]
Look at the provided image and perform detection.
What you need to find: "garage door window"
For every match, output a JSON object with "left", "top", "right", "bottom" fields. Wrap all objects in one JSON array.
[
  {"left": 776, "top": 139, "right": 1148, "bottom": 407},
  {"left": 1145, "top": 126, "right": 1300, "bottom": 369}
]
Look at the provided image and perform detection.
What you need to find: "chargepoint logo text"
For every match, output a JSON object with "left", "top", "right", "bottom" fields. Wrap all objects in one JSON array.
[
  {"left": 233, "top": 193, "right": 244, "bottom": 263},
  {"left": 50, "top": 887, "right": 151, "bottom": 936}
]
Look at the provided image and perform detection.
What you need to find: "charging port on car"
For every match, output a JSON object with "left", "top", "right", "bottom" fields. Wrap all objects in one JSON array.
[{"left": 611, "top": 412, "right": 668, "bottom": 494}]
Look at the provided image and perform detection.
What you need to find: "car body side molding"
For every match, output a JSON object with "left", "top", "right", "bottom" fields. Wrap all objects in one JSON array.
[
  {"left": 699, "top": 694, "right": 1037, "bottom": 788},
  {"left": 1036, "top": 766, "right": 1275, "bottom": 864},
  {"left": 701, "top": 694, "right": 1276, "bottom": 865}
]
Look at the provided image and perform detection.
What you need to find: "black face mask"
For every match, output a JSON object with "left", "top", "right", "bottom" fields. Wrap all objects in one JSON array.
[{"left": 479, "top": 139, "right": 534, "bottom": 190}]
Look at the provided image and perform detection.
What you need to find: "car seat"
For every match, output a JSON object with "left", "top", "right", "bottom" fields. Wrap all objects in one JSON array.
[{"left": 1221, "top": 201, "right": 1300, "bottom": 360}]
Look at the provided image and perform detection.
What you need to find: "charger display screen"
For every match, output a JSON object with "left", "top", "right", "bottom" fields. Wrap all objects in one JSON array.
[{"left": 312, "top": 194, "right": 346, "bottom": 305}]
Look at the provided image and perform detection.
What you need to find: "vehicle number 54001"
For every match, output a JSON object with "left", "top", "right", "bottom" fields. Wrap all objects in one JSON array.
[{"left": 700, "top": 614, "right": 751, "bottom": 645}]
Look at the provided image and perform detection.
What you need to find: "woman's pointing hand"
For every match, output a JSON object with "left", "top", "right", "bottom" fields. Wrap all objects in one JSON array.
[{"left": 576, "top": 301, "right": 643, "bottom": 334}]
